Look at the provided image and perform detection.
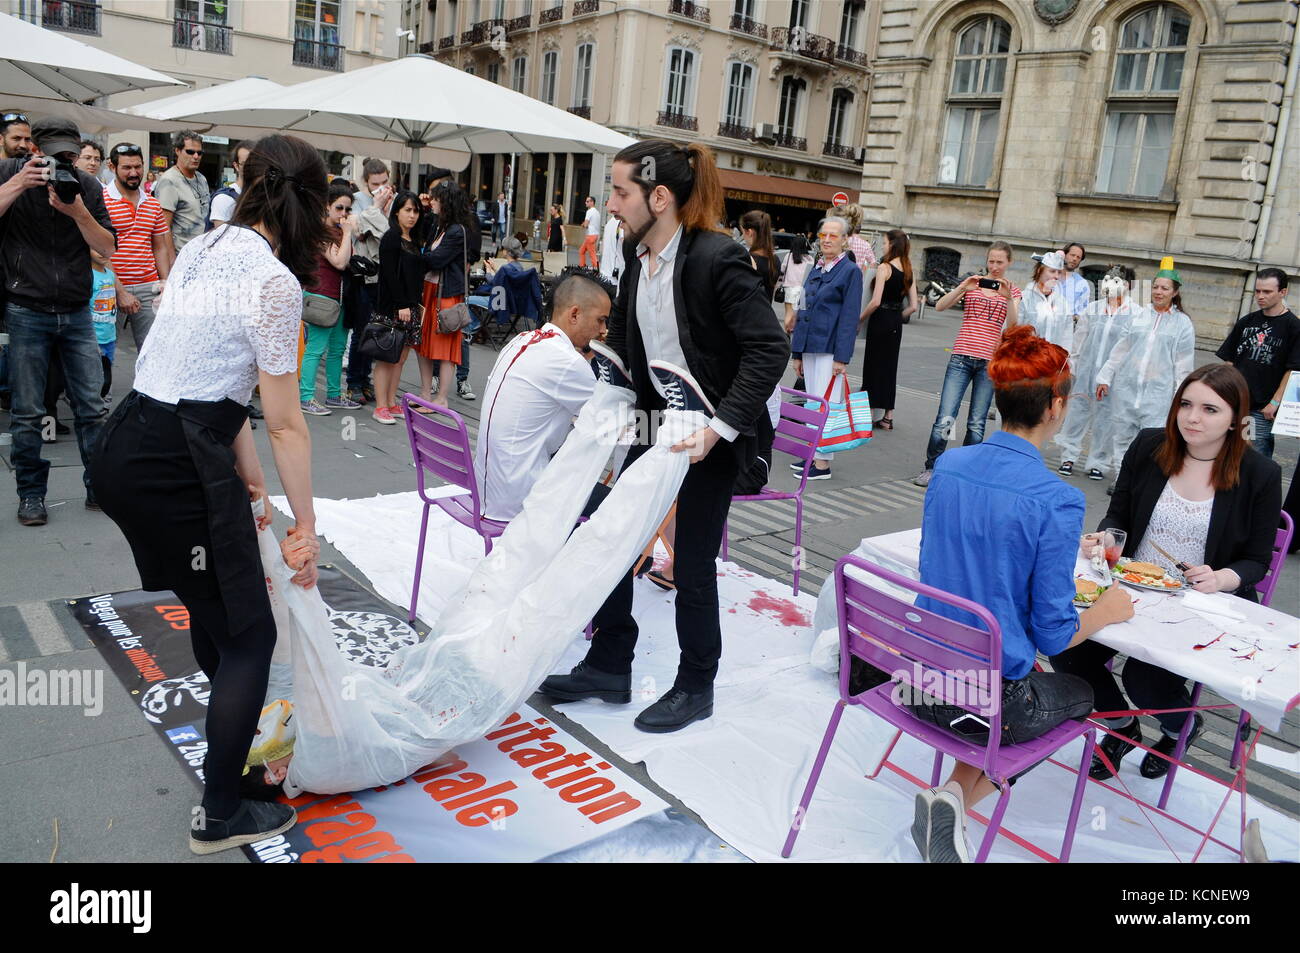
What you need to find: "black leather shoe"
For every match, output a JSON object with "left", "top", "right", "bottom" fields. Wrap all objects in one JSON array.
[
  {"left": 17, "top": 496, "right": 47, "bottom": 526},
  {"left": 1140, "top": 716, "right": 1202, "bottom": 780},
  {"left": 634, "top": 687, "right": 714, "bottom": 733},
  {"left": 1090, "top": 718, "right": 1142, "bottom": 780},
  {"left": 189, "top": 799, "right": 296, "bottom": 855},
  {"left": 539, "top": 661, "right": 631, "bottom": 704}
]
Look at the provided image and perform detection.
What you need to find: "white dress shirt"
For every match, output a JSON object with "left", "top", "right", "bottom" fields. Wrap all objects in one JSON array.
[
  {"left": 634, "top": 225, "right": 738, "bottom": 442},
  {"left": 474, "top": 324, "right": 597, "bottom": 521}
]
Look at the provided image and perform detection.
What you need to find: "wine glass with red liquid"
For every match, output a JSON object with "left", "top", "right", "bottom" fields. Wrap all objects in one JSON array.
[{"left": 1103, "top": 529, "right": 1127, "bottom": 571}]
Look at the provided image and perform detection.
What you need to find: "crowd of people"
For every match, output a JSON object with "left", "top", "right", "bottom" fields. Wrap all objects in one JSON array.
[{"left": 1, "top": 107, "right": 1295, "bottom": 861}]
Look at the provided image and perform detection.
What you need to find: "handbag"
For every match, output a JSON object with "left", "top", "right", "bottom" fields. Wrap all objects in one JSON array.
[
  {"left": 348, "top": 254, "right": 378, "bottom": 279},
  {"left": 302, "top": 291, "right": 342, "bottom": 329},
  {"left": 433, "top": 225, "right": 473, "bottom": 335},
  {"left": 358, "top": 313, "right": 404, "bottom": 363},
  {"left": 814, "top": 372, "right": 873, "bottom": 454},
  {"left": 773, "top": 254, "right": 788, "bottom": 303}
]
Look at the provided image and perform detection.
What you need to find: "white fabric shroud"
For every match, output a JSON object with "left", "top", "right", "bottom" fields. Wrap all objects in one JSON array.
[{"left": 270, "top": 382, "right": 705, "bottom": 795}]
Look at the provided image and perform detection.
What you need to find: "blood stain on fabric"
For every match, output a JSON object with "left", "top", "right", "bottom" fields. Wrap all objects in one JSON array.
[
  {"left": 746, "top": 591, "right": 811, "bottom": 628},
  {"left": 1192, "top": 633, "right": 1224, "bottom": 651}
]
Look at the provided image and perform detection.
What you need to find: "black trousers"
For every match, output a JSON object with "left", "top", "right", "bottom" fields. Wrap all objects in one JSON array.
[
  {"left": 1050, "top": 640, "right": 1193, "bottom": 739},
  {"left": 585, "top": 442, "right": 739, "bottom": 693}
]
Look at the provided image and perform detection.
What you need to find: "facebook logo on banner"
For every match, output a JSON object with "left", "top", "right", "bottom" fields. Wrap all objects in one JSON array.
[{"left": 166, "top": 725, "right": 202, "bottom": 744}]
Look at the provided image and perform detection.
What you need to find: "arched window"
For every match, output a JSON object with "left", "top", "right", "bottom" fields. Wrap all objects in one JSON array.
[
  {"left": 511, "top": 55, "right": 527, "bottom": 93},
  {"left": 776, "top": 75, "right": 807, "bottom": 149},
  {"left": 939, "top": 15, "right": 1010, "bottom": 187},
  {"left": 827, "top": 88, "right": 854, "bottom": 150},
  {"left": 662, "top": 46, "right": 697, "bottom": 118},
  {"left": 573, "top": 43, "right": 594, "bottom": 109},
  {"left": 539, "top": 50, "right": 558, "bottom": 105},
  {"left": 1096, "top": 3, "right": 1190, "bottom": 196},
  {"left": 720, "top": 60, "right": 756, "bottom": 137}
]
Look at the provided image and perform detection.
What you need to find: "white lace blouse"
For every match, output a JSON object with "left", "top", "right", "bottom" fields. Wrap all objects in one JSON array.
[
  {"left": 1134, "top": 482, "right": 1212, "bottom": 573},
  {"left": 133, "top": 224, "right": 303, "bottom": 406}
]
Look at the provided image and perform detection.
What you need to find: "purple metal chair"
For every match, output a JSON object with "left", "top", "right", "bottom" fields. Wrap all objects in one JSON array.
[
  {"left": 1157, "top": 510, "right": 1296, "bottom": 799},
  {"left": 403, "top": 393, "right": 508, "bottom": 622},
  {"left": 720, "top": 387, "right": 830, "bottom": 595},
  {"left": 781, "top": 554, "right": 1096, "bottom": 863}
]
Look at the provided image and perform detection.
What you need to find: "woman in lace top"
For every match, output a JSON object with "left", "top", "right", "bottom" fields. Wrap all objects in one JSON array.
[
  {"left": 92, "top": 135, "right": 329, "bottom": 854},
  {"left": 1052, "top": 363, "right": 1282, "bottom": 782}
]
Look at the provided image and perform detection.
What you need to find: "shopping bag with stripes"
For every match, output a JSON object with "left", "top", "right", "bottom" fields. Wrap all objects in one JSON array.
[{"left": 815, "top": 372, "right": 873, "bottom": 454}]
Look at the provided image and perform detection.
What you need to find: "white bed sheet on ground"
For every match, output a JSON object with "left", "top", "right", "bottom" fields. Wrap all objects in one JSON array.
[{"left": 274, "top": 492, "right": 1300, "bottom": 863}]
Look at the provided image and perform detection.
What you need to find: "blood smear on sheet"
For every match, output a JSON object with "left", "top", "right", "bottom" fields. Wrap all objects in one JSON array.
[{"left": 746, "top": 592, "right": 811, "bottom": 628}]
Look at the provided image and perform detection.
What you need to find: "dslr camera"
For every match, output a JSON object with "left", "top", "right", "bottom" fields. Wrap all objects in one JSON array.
[{"left": 37, "top": 155, "right": 82, "bottom": 204}]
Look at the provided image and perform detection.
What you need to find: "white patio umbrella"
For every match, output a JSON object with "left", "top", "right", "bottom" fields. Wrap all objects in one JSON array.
[
  {"left": 183, "top": 54, "right": 636, "bottom": 189},
  {"left": 0, "top": 11, "right": 183, "bottom": 101},
  {"left": 126, "top": 76, "right": 468, "bottom": 170}
]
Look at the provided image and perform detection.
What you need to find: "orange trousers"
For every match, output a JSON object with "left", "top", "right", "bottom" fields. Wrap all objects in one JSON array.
[{"left": 579, "top": 234, "right": 599, "bottom": 269}]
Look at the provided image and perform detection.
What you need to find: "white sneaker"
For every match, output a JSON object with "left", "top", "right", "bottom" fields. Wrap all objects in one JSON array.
[
  {"left": 926, "top": 781, "right": 971, "bottom": 863},
  {"left": 456, "top": 380, "right": 476, "bottom": 400},
  {"left": 912, "top": 469, "right": 933, "bottom": 488}
]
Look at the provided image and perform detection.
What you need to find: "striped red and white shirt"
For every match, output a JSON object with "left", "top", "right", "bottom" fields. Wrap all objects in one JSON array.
[
  {"left": 103, "top": 180, "right": 169, "bottom": 285},
  {"left": 952, "top": 285, "right": 1023, "bottom": 361}
]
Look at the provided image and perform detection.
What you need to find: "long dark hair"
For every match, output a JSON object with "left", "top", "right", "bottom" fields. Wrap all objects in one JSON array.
[
  {"left": 882, "top": 228, "right": 913, "bottom": 289},
  {"left": 790, "top": 234, "right": 810, "bottom": 265},
  {"left": 613, "top": 139, "right": 723, "bottom": 233},
  {"left": 232, "top": 135, "right": 330, "bottom": 286},
  {"left": 388, "top": 189, "right": 429, "bottom": 245},
  {"left": 1154, "top": 364, "right": 1251, "bottom": 491},
  {"left": 429, "top": 180, "right": 480, "bottom": 261}
]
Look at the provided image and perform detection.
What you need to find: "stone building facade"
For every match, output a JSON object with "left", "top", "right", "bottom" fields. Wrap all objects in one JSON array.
[{"left": 859, "top": 0, "right": 1299, "bottom": 345}]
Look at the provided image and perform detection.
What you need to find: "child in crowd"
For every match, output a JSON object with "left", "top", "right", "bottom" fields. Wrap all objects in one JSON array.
[{"left": 90, "top": 250, "right": 117, "bottom": 401}]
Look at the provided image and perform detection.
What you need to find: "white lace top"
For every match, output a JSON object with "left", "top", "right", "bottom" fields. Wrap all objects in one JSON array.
[
  {"left": 1134, "top": 482, "right": 1212, "bottom": 573},
  {"left": 133, "top": 224, "right": 302, "bottom": 406}
]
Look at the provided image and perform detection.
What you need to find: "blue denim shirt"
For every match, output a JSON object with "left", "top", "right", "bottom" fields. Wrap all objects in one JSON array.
[
  {"left": 790, "top": 255, "right": 862, "bottom": 363},
  {"left": 917, "top": 431, "right": 1085, "bottom": 680}
]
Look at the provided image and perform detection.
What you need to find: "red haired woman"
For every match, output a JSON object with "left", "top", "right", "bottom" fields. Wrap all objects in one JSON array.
[{"left": 907, "top": 326, "right": 1134, "bottom": 862}]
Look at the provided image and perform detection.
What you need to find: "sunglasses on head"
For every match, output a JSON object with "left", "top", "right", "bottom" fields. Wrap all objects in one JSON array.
[
  {"left": 1, "top": 112, "right": 29, "bottom": 126},
  {"left": 112, "top": 144, "right": 143, "bottom": 157},
  {"left": 182, "top": 148, "right": 203, "bottom": 156}
]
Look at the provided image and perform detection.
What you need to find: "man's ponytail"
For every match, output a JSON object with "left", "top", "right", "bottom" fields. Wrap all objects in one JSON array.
[{"left": 614, "top": 138, "right": 724, "bottom": 233}]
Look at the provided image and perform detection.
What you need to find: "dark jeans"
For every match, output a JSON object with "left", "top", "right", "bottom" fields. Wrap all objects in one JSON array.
[
  {"left": 1050, "top": 640, "right": 1192, "bottom": 740},
  {"left": 585, "top": 442, "right": 739, "bottom": 693},
  {"left": 6, "top": 303, "right": 106, "bottom": 498},
  {"left": 907, "top": 670, "right": 1094, "bottom": 747},
  {"left": 345, "top": 282, "right": 374, "bottom": 390},
  {"left": 925, "top": 353, "right": 995, "bottom": 470},
  {"left": 1251, "top": 410, "right": 1274, "bottom": 458}
]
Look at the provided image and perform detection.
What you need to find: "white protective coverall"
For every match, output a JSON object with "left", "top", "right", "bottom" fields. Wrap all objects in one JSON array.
[{"left": 1054, "top": 295, "right": 1141, "bottom": 473}]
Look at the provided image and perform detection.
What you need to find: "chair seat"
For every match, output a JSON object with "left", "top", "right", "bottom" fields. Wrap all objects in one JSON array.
[
  {"left": 435, "top": 495, "right": 508, "bottom": 539},
  {"left": 856, "top": 682, "right": 1093, "bottom": 783}
]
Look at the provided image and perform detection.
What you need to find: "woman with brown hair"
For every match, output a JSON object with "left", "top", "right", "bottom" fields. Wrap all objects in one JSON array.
[
  {"left": 858, "top": 228, "right": 918, "bottom": 429},
  {"left": 740, "top": 209, "right": 777, "bottom": 299},
  {"left": 414, "top": 181, "right": 480, "bottom": 408},
  {"left": 1053, "top": 363, "right": 1282, "bottom": 781}
]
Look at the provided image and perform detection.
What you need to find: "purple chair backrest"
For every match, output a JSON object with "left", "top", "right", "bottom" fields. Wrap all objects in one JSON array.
[
  {"left": 836, "top": 553, "right": 1005, "bottom": 776},
  {"left": 403, "top": 394, "right": 482, "bottom": 524},
  {"left": 774, "top": 386, "right": 830, "bottom": 466},
  {"left": 1257, "top": 510, "right": 1294, "bottom": 608}
]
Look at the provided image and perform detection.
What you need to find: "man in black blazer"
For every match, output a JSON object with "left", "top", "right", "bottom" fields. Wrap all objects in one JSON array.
[{"left": 541, "top": 141, "right": 789, "bottom": 732}]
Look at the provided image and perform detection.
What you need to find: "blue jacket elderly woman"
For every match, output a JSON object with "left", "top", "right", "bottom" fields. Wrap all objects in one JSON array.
[{"left": 790, "top": 215, "right": 862, "bottom": 480}]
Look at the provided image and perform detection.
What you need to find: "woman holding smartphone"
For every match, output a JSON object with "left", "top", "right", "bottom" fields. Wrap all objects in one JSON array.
[{"left": 92, "top": 135, "right": 324, "bottom": 854}]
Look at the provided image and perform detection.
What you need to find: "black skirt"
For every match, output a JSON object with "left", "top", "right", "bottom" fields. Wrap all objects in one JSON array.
[
  {"left": 92, "top": 391, "right": 271, "bottom": 636},
  {"left": 861, "top": 306, "right": 903, "bottom": 411}
]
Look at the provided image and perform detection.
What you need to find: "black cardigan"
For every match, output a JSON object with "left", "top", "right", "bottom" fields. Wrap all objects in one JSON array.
[
  {"left": 1101, "top": 428, "right": 1282, "bottom": 599},
  {"left": 376, "top": 228, "right": 426, "bottom": 315},
  {"left": 421, "top": 223, "right": 480, "bottom": 298},
  {"left": 605, "top": 227, "right": 790, "bottom": 469}
]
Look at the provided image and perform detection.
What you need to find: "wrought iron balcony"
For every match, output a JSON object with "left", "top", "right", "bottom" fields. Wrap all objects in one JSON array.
[
  {"left": 462, "top": 18, "right": 506, "bottom": 46},
  {"left": 728, "top": 13, "right": 766, "bottom": 39},
  {"left": 292, "top": 38, "right": 343, "bottom": 72},
  {"left": 540, "top": 5, "right": 563, "bottom": 24},
  {"left": 173, "top": 16, "right": 232, "bottom": 54},
  {"left": 835, "top": 44, "right": 868, "bottom": 68},
  {"left": 823, "top": 140, "right": 857, "bottom": 161},
  {"left": 568, "top": 105, "right": 592, "bottom": 119},
  {"left": 573, "top": 0, "right": 599, "bottom": 17},
  {"left": 657, "top": 110, "right": 698, "bottom": 131},
  {"left": 42, "top": 0, "right": 100, "bottom": 35},
  {"left": 772, "top": 130, "right": 807, "bottom": 151},
  {"left": 438, "top": 35, "right": 455, "bottom": 49},
  {"left": 668, "top": 0, "right": 710, "bottom": 24},
  {"left": 506, "top": 13, "right": 532, "bottom": 34},
  {"left": 770, "top": 27, "right": 836, "bottom": 66},
  {"left": 717, "top": 121, "right": 755, "bottom": 141},
  {"left": 418, "top": 40, "right": 435, "bottom": 53}
]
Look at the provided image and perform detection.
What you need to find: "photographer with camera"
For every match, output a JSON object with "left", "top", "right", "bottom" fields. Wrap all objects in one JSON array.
[{"left": 0, "top": 117, "right": 116, "bottom": 526}]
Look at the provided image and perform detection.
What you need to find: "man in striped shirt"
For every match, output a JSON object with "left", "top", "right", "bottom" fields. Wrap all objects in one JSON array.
[
  {"left": 914, "top": 241, "right": 1021, "bottom": 487},
  {"left": 103, "top": 143, "right": 172, "bottom": 349}
]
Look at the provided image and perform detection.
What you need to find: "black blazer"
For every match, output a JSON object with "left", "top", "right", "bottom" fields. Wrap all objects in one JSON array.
[
  {"left": 605, "top": 227, "right": 790, "bottom": 468},
  {"left": 1102, "top": 428, "right": 1282, "bottom": 599}
]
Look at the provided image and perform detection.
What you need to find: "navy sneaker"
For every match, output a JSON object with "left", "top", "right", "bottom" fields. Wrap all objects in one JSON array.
[
  {"left": 793, "top": 461, "right": 831, "bottom": 481},
  {"left": 589, "top": 340, "right": 635, "bottom": 393},
  {"left": 648, "top": 360, "right": 714, "bottom": 415}
]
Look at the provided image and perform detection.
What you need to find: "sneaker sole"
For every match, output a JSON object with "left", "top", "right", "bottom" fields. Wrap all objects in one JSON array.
[
  {"left": 18, "top": 516, "right": 48, "bottom": 526},
  {"left": 927, "top": 794, "right": 969, "bottom": 863},
  {"left": 1088, "top": 472, "right": 1104, "bottom": 481},
  {"left": 541, "top": 687, "right": 632, "bottom": 704},
  {"left": 911, "top": 791, "right": 932, "bottom": 862},
  {"left": 634, "top": 704, "right": 713, "bottom": 733},
  {"left": 302, "top": 408, "right": 332, "bottom": 416},
  {"left": 188, "top": 808, "right": 297, "bottom": 855},
  {"left": 805, "top": 471, "right": 831, "bottom": 480}
]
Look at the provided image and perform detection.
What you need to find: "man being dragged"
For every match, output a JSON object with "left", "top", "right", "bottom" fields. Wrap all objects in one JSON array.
[{"left": 474, "top": 272, "right": 612, "bottom": 522}]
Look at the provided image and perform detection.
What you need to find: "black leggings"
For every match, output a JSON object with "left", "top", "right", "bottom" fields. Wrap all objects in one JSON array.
[{"left": 174, "top": 582, "right": 277, "bottom": 820}]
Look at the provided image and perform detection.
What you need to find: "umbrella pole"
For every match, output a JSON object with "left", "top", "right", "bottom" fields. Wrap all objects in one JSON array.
[{"left": 408, "top": 144, "right": 421, "bottom": 192}]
